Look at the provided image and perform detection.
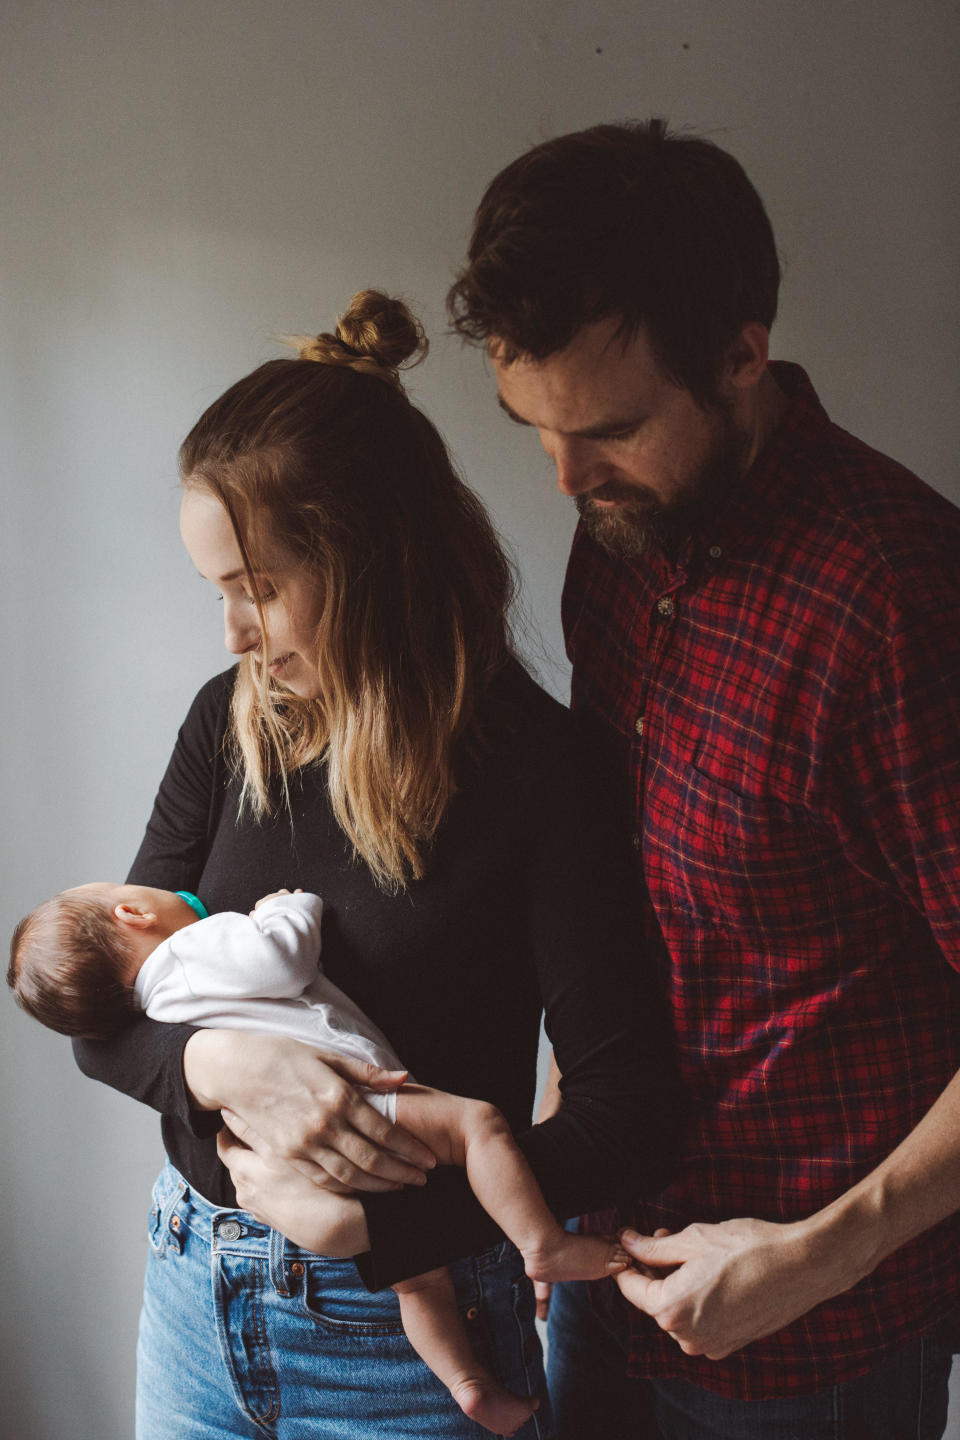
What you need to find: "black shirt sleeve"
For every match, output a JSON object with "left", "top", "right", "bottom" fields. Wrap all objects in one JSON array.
[
  {"left": 356, "top": 718, "right": 682, "bottom": 1289},
  {"left": 72, "top": 672, "right": 234, "bottom": 1138}
]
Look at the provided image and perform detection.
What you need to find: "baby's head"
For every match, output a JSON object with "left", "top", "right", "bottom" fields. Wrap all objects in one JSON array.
[{"left": 7, "top": 883, "right": 198, "bottom": 1039}]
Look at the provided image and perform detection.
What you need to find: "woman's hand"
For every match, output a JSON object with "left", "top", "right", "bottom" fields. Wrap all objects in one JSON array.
[
  {"left": 218, "top": 1128, "right": 371, "bottom": 1255},
  {"left": 183, "top": 1030, "right": 436, "bottom": 1192}
]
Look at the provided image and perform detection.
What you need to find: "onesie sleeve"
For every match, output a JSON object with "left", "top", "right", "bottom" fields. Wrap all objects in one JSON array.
[
  {"left": 247, "top": 893, "right": 325, "bottom": 992},
  {"left": 72, "top": 672, "right": 234, "bottom": 1134},
  {"left": 356, "top": 715, "right": 683, "bottom": 1289}
]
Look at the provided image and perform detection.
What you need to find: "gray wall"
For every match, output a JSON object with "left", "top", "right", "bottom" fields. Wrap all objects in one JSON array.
[{"left": 3, "top": 2, "right": 958, "bottom": 1435}]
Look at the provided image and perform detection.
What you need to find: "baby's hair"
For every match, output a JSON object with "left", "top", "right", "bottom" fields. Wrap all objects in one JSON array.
[{"left": 7, "top": 893, "right": 137, "bottom": 1039}]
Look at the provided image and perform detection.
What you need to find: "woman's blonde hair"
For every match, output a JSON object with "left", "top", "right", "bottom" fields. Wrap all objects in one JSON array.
[{"left": 179, "top": 290, "right": 515, "bottom": 889}]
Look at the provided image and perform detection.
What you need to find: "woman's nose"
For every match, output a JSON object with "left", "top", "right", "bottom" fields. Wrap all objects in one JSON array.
[{"left": 223, "top": 601, "right": 261, "bottom": 656}]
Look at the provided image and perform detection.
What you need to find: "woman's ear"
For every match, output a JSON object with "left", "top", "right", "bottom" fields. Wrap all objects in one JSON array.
[{"left": 112, "top": 902, "right": 158, "bottom": 931}]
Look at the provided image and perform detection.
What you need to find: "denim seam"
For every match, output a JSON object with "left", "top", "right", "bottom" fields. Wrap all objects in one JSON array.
[
  {"left": 210, "top": 1253, "right": 281, "bottom": 1435},
  {"left": 508, "top": 1266, "right": 550, "bottom": 1439}
]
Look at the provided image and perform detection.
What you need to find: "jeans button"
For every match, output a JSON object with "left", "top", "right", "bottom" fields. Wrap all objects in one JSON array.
[
  {"left": 219, "top": 1220, "right": 243, "bottom": 1241},
  {"left": 465, "top": 1305, "right": 480, "bottom": 1321}
]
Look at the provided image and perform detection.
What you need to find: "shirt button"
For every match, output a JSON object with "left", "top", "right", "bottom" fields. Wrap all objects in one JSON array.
[
  {"left": 634, "top": 716, "right": 645, "bottom": 737},
  {"left": 219, "top": 1220, "right": 243, "bottom": 1241},
  {"left": 656, "top": 596, "right": 675, "bottom": 619},
  {"left": 708, "top": 544, "right": 722, "bottom": 559},
  {"left": 631, "top": 833, "right": 641, "bottom": 850}
]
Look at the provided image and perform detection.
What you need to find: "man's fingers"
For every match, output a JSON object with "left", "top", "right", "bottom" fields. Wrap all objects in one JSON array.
[
  {"left": 615, "top": 1264, "right": 665, "bottom": 1315},
  {"left": 618, "top": 1227, "right": 686, "bottom": 1267}
]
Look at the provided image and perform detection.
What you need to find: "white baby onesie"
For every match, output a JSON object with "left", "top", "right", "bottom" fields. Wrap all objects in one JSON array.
[{"left": 134, "top": 891, "right": 404, "bottom": 1120}]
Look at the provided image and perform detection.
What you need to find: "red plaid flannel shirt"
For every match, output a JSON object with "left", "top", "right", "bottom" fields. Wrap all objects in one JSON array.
[{"left": 563, "top": 363, "right": 960, "bottom": 1398}]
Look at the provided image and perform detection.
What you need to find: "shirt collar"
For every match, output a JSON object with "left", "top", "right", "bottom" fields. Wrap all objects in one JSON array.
[{"left": 692, "top": 362, "right": 833, "bottom": 561}]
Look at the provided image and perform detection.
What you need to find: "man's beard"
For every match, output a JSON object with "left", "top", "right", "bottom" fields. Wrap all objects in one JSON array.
[{"left": 575, "top": 405, "right": 748, "bottom": 561}]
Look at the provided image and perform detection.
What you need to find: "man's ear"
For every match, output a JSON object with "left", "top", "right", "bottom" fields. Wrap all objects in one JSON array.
[
  {"left": 723, "top": 322, "right": 769, "bottom": 391},
  {"left": 113, "top": 902, "right": 158, "bottom": 931}
]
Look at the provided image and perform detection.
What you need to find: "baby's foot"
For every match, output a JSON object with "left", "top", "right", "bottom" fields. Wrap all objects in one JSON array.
[
  {"left": 450, "top": 1375, "right": 539, "bottom": 1437},
  {"left": 522, "top": 1230, "right": 630, "bottom": 1283}
]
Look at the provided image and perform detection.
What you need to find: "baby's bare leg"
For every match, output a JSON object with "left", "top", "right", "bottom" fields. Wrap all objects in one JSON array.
[
  {"left": 395, "top": 1085, "right": 629, "bottom": 1283},
  {"left": 392, "top": 1266, "right": 537, "bottom": 1437}
]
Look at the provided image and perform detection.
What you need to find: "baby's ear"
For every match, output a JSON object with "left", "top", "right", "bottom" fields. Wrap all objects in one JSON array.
[{"left": 112, "top": 902, "right": 158, "bottom": 931}]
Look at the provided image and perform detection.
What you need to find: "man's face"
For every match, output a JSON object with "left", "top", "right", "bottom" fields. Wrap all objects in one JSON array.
[{"left": 491, "top": 318, "right": 750, "bottom": 558}]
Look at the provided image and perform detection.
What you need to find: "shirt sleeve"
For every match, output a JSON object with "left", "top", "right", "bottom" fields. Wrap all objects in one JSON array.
[
  {"left": 828, "top": 583, "right": 960, "bottom": 966},
  {"left": 72, "top": 673, "right": 233, "bottom": 1136},
  {"left": 247, "top": 893, "right": 325, "bottom": 991},
  {"left": 356, "top": 717, "right": 683, "bottom": 1290}
]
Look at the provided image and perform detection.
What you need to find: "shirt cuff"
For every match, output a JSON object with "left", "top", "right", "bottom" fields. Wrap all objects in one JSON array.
[{"left": 355, "top": 1167, "right": 502, "bottom": 1291}]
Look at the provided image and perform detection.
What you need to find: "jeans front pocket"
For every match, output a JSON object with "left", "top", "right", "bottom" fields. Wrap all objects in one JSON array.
[
  {"left": 296, "top": 1258, "right": 408, "bottom": 1335},
  {"left": 146, "top": 1164, "right": 187, "bottom": 1259}
]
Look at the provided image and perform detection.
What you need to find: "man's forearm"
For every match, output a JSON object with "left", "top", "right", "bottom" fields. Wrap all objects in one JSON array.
[
  {"left": 803, "top": 1062, "right": 960, "bottom": 1284},
  {"left": 617, "top": 1064, "right": 960, "bottom": 1359}
]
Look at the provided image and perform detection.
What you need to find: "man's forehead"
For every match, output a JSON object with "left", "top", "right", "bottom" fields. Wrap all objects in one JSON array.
[{"left": 491, "top": 321, "right": 663, "bottom": 433}]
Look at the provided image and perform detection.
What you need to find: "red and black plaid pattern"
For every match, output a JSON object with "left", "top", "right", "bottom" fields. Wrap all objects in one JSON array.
[{"left": 563, "top": 364, "right": 960, "bottom": 1397}]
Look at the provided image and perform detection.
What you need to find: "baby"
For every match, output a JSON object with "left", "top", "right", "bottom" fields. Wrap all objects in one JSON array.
[{"left": 9, "top": 883, "right": 628, "bottom": 1437}]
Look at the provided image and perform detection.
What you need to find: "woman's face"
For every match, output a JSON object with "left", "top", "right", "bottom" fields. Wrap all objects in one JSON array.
[{"left": 179, "top": 487, "right": 326, "bottom": 701}]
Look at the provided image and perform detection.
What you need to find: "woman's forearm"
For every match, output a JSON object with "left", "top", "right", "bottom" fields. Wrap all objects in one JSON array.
[{"left": 74, "top": 1016, "right": 203, "bottom": 1126}]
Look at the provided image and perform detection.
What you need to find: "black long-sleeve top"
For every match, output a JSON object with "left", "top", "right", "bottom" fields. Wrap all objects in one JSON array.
[{"left": 74, "top": 659, "right": 682, "bottom": 1288}]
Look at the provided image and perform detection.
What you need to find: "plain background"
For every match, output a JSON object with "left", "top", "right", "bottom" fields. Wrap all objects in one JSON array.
[{"left": 2, "top": 2, "right": 958, "bottom": 1435}]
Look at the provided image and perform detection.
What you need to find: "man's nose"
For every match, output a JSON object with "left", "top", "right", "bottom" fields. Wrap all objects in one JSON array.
[{"left": 546, "top": 434, "right": 604, "bottom": 498}]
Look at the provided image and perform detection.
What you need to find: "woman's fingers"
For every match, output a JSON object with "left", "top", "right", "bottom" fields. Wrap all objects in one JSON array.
[
  {"left": 194, "top": 1035, "right": 437, "bottom": 1186},
  {"left": 300, "top": 1092, "right": 435, "bottom": 1188},
  {"left": 216, "top": 1130, "right": 370, "bottom": 1255},
  {"left": 316, "top": 1056, "right": 438, "bottom": 1173},
  {"left": 222, "top": 1082, "right": 436, "bottom": 1191}
]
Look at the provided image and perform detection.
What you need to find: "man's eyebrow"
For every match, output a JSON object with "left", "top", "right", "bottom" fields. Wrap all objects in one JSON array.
[
  {"left": 497, "top": 394, "right": 533, "bottom": 427},
  {"left": 497, "top": 392, "right": 647, "bottom": 439},
  {"left": 572, "top": 414, "right": 647, "bottom": 439}
]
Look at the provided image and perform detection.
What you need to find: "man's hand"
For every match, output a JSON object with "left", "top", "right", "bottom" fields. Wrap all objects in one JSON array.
[{"left": 615, "top": 1216, "right": 859, "bottom": 1360}]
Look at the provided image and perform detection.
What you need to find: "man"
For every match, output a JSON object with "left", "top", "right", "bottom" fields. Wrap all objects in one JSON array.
[{"left": 448, "top": 118, "right": 960, "bottom": 1437}]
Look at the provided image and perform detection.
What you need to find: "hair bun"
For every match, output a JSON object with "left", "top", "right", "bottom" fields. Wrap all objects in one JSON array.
[
  {"left": 337, "top": 290, "right": 428, "bottom": 371},
  {"left": 292, "top": 291, "right": 428, "bottom": 388}
]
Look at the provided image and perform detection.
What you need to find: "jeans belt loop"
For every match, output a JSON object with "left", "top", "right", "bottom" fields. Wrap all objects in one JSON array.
[{"left": 269, "top": 1227, "right": 291, "bottom": 1297}]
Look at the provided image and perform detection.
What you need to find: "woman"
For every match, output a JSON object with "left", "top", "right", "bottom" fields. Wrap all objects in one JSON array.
[{"left": 74, "top": 290, "right": 680, "bottom": 1438}]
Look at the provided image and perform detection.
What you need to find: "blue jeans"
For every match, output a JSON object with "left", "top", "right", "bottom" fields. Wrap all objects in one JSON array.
[
  {"left": 546, "top": 1275, "right": 955, "bottom": 1440},
  {"left": 136, "top": 1162, "right": 554, "bottom": 1438}
]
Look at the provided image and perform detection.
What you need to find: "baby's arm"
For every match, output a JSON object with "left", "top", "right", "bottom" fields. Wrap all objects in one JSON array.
[{"left": 394, "top": 1085, "right": 628, "bottom": 1284}]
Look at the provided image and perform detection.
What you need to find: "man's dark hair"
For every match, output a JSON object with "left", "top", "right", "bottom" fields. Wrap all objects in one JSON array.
[
  {"left": 447, "top": 118, "right": 781, "bottom": 404},
  {"left": 8, "top": 893, "right": 136, "bottom": 1039}
]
